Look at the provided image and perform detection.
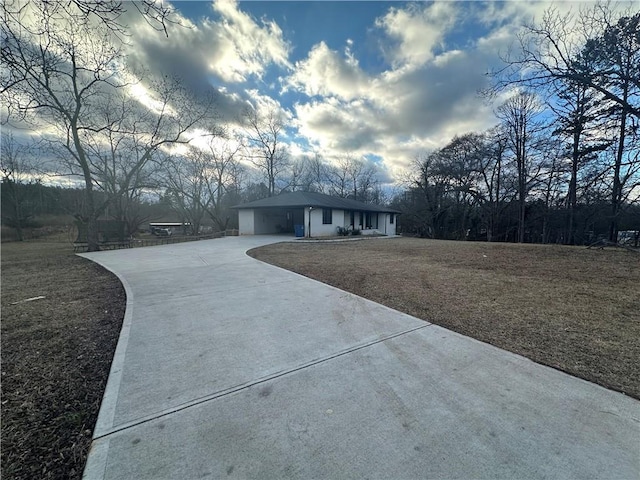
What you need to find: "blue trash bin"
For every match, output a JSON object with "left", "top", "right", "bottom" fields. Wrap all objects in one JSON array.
[{"left": 294, "top": 224, "right": 305, "bottom": 237}]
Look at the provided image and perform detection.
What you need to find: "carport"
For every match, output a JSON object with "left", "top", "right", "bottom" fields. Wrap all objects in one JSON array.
[{"left": 240, "top": 207, "right": 305, "bottom": 235}]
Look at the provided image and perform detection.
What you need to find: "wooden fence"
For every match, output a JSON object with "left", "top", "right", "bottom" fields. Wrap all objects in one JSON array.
[{"left": 74, "top": 229, "right": 239, "bottom": 252}]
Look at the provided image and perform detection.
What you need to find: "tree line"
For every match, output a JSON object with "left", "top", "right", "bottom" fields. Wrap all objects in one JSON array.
[
  {"left": 0, "top": 142, "right": 387, "bottom": 241},
  {"left": 397, "top": 5, "right": 639, "bottom": 245},
  {"left": 393, "top": 128, "right": 639, "bottom": 244},
  {"left": 2, "top": 1, "right": 638, "bottom": 248}
]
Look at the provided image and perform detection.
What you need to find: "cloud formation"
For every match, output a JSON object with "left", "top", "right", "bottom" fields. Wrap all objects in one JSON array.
[
  {"left": 10, "top": 0, "right": 627, "bottom": 187},
  {"left": 124, "top": 0, "right": 291, "bottom": 121},
  {"left": 375, "top": 2, "right": 458, "bottom": 69},
  {"left": 285, "top": 2, "right": 505, "bottom": 178}
]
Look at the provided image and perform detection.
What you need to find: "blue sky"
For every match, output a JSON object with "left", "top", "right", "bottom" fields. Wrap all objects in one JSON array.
[
  {"left": 128, "top": 0, "right": 525, "bottom": 182},
  {"left": 9, "top": 1, "right": 637, "bottom": 186}
]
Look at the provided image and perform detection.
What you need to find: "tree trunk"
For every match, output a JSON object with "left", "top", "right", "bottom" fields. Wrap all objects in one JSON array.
[
  {"left": 12, "top": 183, "right": 24, "bottom": 241},
  {"left": 518, "top": 153, "right": 526, "bottom": 243},
  {"left": 517, "top": 122, "right": 527, "bottom": 243},
  {"left": 567, "top": 127, "right": 580, "bottom": 245},
  {"left": 609, "top": 105, "right": 626, "bottom": 243},
  {"left": 84, "top": 184, "right": 100, "bottom": 252}
]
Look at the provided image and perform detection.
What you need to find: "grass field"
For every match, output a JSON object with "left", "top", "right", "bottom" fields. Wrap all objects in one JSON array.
[
  {"left": 249, "top": 237, "right": 640, "bottom": 399},
  {"left": 1, "top": 241, "right": 125, "bottom": 480}
]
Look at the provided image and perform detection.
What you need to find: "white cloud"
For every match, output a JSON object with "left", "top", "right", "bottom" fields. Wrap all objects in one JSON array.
[
  {"left": 211, "top": 0, "right": 292, "bottom": 81},
  {"left": 127, "top": 0, "right": 291, "bottom": 85},
  {"left": 286, "top": 1, "right": 633, "bottom": 183},
  {"left": 286, "top": 2, "right": 503, "bottom": 182},
  {"left": 375, "top": 2, "right": 458, "bottom": 70},
  {"left": 286, "top": 42, "right": 369, "bottom": 100},
  {"left": 117, "top": 0, "right": 294, "bottom": 128}
]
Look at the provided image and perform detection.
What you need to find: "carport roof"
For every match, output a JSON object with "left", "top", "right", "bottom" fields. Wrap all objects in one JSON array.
[{"left": 232, "top": 191, "right": 400, "bottom": 213}]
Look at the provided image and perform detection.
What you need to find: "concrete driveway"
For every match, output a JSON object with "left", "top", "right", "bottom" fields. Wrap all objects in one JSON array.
[{"left": 81, "top": 236, "right": 639, "bottom": 479}]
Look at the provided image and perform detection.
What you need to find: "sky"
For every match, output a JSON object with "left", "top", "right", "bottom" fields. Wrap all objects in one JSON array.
[
  {"left": 125, "top": 0, "right": 568, "bottom": 183},
  {"left": 6, "top": 1, "right": 637, "bottom": 186}
]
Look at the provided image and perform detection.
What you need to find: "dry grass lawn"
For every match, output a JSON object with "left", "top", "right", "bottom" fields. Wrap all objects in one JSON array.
[
  {"left": 1, "top": 241, "right": 125, "bottom": 480},
  {"left": 249, "top": 237, "right": 640, "bottom": 399}
]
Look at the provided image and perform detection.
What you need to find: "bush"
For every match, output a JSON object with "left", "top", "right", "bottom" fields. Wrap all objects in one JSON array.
[
  {"left": 1, "top": 226, "right": 20, "bottom": 242},
  {"left": 351, "top": 228, "right": 361, "bottom": 236},
  {"left": 336, "top": 226, "right": 350, "bottom": 236}
]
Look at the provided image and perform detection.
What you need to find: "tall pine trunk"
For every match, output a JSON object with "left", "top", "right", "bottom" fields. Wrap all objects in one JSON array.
[{"left": 609, "top": 87, "right": 627, "bottom": 244}]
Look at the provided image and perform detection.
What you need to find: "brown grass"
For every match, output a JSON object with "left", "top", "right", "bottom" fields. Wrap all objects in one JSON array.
[
  {"left": 1, "top": 241, "right": 125, "bottom": 480},
  {"left": 249, "top": 237, "right": 640, "bottom": 399}
]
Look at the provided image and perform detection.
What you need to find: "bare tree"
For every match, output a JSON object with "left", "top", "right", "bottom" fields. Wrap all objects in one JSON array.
[
  {"left": 1, "top": 1, "right": 125, "bottom": 249},
  {"left": 494, "top": 5, "right": 640, "bottom": 118},
  {"left": 491, "top": 4, "right": 640, "bottom": 242},
  {"left": 327, "top": 154, "right": 378, "bottom": 201},
  {"left": 242, "top": 107, "right": 289, "bottom": 196},
  {"left": 1, "top": 2, "right": 214, "bottom": 249},
  {"left": 304, "top": 153, "right": 330, "bottom": 193},
  {"left": 286, "top": 158, "right": 308, "bottom": 192},
  {"left": 81, "top": 81, "right": 215, "bottom": 233},
  {"left": 496, "top": 91, "right": 545, "bottom": 242},
  {"left": 474, "top": 126, "right": 513, "bottom": 241},
  {"left": 436, "top": 133, "right": 487, "bottom": 239},
  {"left": 410, "top": 151, "right": 452, "bottom": 239},
  {"left": 164, "top": 138, "right": 245, "bottom": 232},
  {"left": 346, "top": 156, "right": 378, "bottom": 202},
  {"left": 0, "top": 134, "right": 43, "bottom": 240},
  {"left": 534, "top": 137, "right": 568, "bottom": 244},
  {"left": 164, "top": 149, "right": 209, "bottom": 235},
  {"left": 326, "top": 156, "right": 350, "bottom": 198},
  {"left": 1, "top": 0, "right": 177, "bottom": 41},
  {"left": 202, "top": 139, "right": 244, "bottom": 230}
]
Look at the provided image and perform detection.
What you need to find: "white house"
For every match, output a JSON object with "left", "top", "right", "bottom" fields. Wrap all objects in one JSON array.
[{"left": 233, "top": 191, "right": 400, "bottom": 237}]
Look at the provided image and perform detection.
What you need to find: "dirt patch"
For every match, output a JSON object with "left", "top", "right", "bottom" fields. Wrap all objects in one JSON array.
[
  {"left": 249, "top": 237, "right": 640, "bottom": 399},
  {"left": 1, "top": 241, "right": 125, "bottom": 479}
]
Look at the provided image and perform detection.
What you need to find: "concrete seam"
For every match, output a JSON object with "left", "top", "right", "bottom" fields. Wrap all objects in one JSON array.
[
  {"left": 93, "top": 323, "right": 431, "bottom": 440},
  {"left": 245, "top": 256, "right": 424, "bottom": 324}
]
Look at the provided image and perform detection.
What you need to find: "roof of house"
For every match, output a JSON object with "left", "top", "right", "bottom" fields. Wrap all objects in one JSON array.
[{"left": 232, "top": 191, "right": 401, "bottom": 213}]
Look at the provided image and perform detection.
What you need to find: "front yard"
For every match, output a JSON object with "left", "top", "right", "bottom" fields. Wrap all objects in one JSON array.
[{"left": 250, "top": 237, "right": 640, "bottom": 399}]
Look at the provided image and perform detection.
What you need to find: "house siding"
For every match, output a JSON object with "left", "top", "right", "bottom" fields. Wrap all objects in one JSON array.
[
  {"left": 238, "top": 210, "right": 255, "bottom": 235},
  {"left": 381, "top": 212, "right": 396, "bottom": 236},
  {"left": 305, "top": 208, "right": 343, "bottom": 237}
]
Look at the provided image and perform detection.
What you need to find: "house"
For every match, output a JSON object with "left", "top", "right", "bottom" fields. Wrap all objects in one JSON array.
[{"left": 232, "top": 191, "right": 400, "bottom": 237}]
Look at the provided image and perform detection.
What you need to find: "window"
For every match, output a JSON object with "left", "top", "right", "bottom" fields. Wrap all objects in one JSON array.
[
  {"left": 390, "top": 214, "right": 394, "bottom": 224},
  {"left": 322, "top": 208, "right": 332, "bottom": 224},
  {"left": 349, "top": 211, "right": 355, "bottom": 226},
  {"left": 365, "top": 212, "right": 378, "bottom": 229}
]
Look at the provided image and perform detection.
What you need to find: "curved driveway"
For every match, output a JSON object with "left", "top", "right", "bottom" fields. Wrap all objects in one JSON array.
[{"left": 81, "top": 236, "right": 639, "bottom": 479}]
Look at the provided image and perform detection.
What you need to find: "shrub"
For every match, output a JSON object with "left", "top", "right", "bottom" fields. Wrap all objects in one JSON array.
[
  {"left": 336, "top": 226, "right": 350, "bottom": 236},
  {"left": 351, "top": 228, "right": 361, "bottom": 236},
  {"left": 1, "top": 226, "right": 20, "bottom": 242}
]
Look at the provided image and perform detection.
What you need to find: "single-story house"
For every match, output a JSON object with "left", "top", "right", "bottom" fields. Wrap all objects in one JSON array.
[{"left": 232, "top": 191, "right": 401, "bottom": 237}]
